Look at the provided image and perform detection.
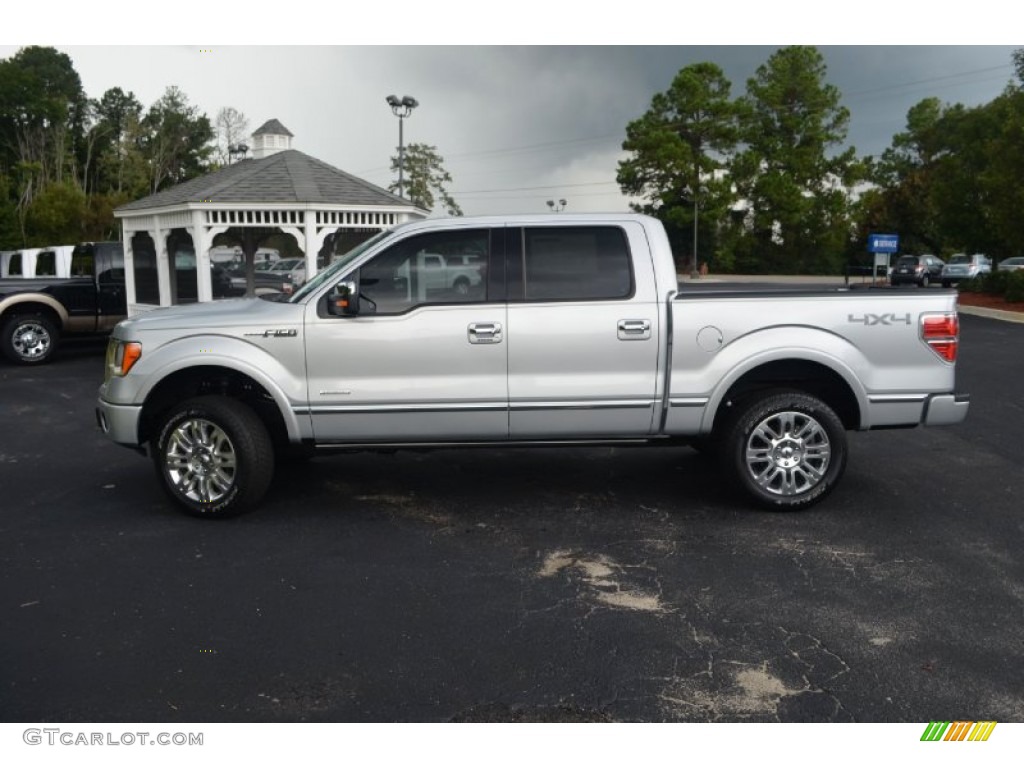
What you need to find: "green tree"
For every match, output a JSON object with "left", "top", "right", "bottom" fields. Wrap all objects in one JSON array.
[
  {"left": 389, "top": 143, "right": 462, "bottom": 215},
  {"left": 0, "top": 46, "right": 86, "bottom": 217},
  {"left": 866, "top": 97, "right": 945, "bottom": 255},
  {"left": 23, "top": 181, "right": 87, "bottom": 244},
  {"left": 86, "top": 87, "right": 144, "bottom": 195},
  {"left": 732, "top": 46, "right": 861, "bottom": 273},
  {"left": 140, "top": 86, "right": 214, "bottom": 193},
  {"left": 617, "top": 62, "right": 740, "bottom": 271},
  {"left": 0, "top": 174, "right": 21, "bottom": 248},
  {"left": 977, "top": 86, "right": 1024, "bottom": 256}
]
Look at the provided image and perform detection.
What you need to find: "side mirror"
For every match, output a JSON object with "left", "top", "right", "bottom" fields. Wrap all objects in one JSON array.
[{"left": 327, "top": 279, "right": 359, "bottom": 317}]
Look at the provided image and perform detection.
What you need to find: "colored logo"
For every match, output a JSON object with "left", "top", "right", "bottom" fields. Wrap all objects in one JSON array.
[{"left": 921, "top": 721, "right": 997, "bottom": 742}]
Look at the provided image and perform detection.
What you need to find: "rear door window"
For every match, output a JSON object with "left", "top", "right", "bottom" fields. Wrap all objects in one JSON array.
[{"left": 520, "top": 226, "right": 633, "bottom": 301}]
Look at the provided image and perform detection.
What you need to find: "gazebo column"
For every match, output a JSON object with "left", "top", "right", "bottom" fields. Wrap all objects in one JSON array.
[
  {"left": 191, "top": 210, "right": 213, "bottom": 302},
  {"left": 122, "top": 227, "right": 137, "bottom": 307},
  {"left": 303, "top": 211, "right": 317, "bottom": 282},
  {"left": 313, "top": 227, "right": 335, "bottom": 269},
  {"left": 154, "top": 216, "right": 173, "bottom": 307}
]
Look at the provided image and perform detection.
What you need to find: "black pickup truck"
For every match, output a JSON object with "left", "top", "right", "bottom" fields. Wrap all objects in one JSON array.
[
  {"left": 1, "top": 242, "right": 295, "bottom": 364},
  {"left": 0, "top": 242, "right": 126, "bottom": 365}
]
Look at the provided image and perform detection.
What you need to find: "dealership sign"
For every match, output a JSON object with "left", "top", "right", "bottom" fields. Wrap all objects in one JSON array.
[{"left": 868, "top": 233, "right": 900, "bottom": 253}]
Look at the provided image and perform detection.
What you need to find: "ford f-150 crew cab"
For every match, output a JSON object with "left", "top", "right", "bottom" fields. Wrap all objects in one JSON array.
[{"left": 96, "top": 214, "right": 969, "bottom": 518}]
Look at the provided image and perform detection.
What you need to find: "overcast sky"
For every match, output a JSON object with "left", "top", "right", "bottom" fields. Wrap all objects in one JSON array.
[{"left": 3, "top": 8, "right": 1019, "bottom": 216}]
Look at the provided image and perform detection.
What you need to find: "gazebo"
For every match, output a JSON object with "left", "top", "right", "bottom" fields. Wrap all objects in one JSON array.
[{"left": 114, "top": 119, "right": 427, "bottom": 314}]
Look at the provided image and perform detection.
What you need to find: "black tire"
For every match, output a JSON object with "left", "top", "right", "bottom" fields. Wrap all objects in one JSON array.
[
  {"left": 718, "top": 391, "right": 847, "bottom": 511},
  {"left": 920, "top": 274, "right": 930, "bottom": 287},
  {"left": 2, "top": 313, "right": 59, "bottom": 365},
  {"left": 453, "top": 277, "right": 470, "bottom": 296},
  {"left": 151, "top": 396, "right": 275, "bottom": 518},
  {"left": 941, "top": 281, "right": 951, "bottom": 288}
]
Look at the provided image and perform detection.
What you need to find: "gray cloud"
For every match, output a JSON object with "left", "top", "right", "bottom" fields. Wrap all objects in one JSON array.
[{"left": 1, "top": 45, "right": 1018, "bottom": 215}]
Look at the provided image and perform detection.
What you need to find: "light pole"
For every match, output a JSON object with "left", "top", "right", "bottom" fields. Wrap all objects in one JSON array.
[
  {"left": 386, "top": 94, "right": 418, "bottom": 198},
  {"left": 691, "top": 193, "right": 700, "bottom": 279},
  {"left": 546, "top": 198, "right": 567, "bottom": 213}
]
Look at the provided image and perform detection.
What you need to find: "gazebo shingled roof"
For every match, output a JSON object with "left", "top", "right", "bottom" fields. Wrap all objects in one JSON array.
[
  {"left": 117, "top": 149, "right": 407, "bottom": 212},
  {"left": 113, "top": 145, "right": 426, "bottom": 313}
]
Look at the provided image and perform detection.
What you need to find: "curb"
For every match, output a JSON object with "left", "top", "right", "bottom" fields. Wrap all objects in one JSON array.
[{"left": 958, "top": 305, "right": 1024, "bottom": 324}]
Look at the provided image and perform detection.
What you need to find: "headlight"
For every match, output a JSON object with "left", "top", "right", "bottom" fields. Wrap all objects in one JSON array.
[{"left": 105, "top": 339, "right": 142, "bottom": 381}]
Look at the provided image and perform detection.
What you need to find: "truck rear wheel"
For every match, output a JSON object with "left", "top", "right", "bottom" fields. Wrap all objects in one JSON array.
[
  {"left": 720, "top": 391, "right": 847, "bottom": 511},
  {"left": 2, "top": 313, "right": 59, "bottom": 365},
  {"left": 152, "top": 396, "right": 274, "bottom": 518}
]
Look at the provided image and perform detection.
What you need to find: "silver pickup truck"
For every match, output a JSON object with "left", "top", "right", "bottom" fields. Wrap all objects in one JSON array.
[{"left": 96, "top": 214, "right": 968, "bottom": 518}]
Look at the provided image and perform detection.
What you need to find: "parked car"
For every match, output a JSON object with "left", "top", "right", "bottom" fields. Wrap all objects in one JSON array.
[
  {"left": 226, "top": 267, "right": 295, "bottom": 297},
  {"left": 891, "top": 254, "right": 945, "bottom": 287},
  {"left": 258, "top": 257, "right": 312, "bottom": 286},
  {"left": 941, "top": 253, "right": 992, "bottom": 287},
  {"left": 997, "top": 257, "right": 1024, "bottom": 272},
  {"left": 172, "top": 250, "right": 234, "bottom": 300}
]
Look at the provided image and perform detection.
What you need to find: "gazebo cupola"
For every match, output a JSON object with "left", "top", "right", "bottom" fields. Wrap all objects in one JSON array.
[{"left": 251, "top": 119, "right": 294, "bottom": 159}]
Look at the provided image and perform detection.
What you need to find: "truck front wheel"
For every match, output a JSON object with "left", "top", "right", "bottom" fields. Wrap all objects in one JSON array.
[
  {"left": 152, "top": 396, "right": 275, "bottom": 518},
  {"left": 2, "top": 313, "right": 59, "bottom": 365},
  {"left": 720, "top": 391, "right": 847, "bottom": 511}
]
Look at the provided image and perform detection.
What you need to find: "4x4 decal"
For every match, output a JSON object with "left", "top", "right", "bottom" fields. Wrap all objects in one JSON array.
[{"left": 848, "top": 313, "right": 912, "bottom": 326}]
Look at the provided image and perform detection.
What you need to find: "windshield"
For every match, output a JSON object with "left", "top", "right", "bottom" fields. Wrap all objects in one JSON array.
[
  {"left": 948, "top": 255, "right": 969, "bottom": 265},
  {"left": 287, "top": 229, "right": 393, "bottom": 303}
]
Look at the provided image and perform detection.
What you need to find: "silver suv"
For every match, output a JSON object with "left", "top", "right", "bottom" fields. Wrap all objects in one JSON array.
[{"left": 941, "top": 253, "right": 991, "bottom": 287}]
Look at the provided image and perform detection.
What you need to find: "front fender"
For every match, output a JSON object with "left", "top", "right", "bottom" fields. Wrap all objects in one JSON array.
[{"left": 111, "top": 333, "right": 310, "bottom": 441}]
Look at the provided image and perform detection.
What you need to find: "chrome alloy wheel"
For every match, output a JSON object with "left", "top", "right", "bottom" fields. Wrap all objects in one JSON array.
[
  {"left": 744, "top": 410, "right": 831, "bottom": 497},
  {"left": 163, "top": 418, "right": 238, "bottom": 503},
  {"left": 12, "top": 321, "right": 51, "bottom": 361}
]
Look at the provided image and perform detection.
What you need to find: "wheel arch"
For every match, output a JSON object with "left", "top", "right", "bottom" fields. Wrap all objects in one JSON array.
[
  {"left": 0, "top": 296, "right": 68, "bottom": 329},
  {"left": 138, "top": 364, "right": 296, "bottom": 448},
  {"left": 705, "top": 355, "right": 865, "bottom": 435}
]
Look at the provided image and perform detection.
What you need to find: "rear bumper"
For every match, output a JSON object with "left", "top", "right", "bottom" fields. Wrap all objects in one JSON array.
[{"left": 923, "top": 393, "right": 970, "bottom": 426}]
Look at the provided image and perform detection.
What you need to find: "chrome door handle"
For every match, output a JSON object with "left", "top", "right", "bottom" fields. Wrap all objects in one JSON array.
[
  {"left": 468, "top": 322, "right": 502, "bottom": 344},
  {"left": 618, "top": 319, "right": 651, "bottom": 340}
]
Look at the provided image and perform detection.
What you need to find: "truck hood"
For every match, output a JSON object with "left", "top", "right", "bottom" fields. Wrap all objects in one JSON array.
[{"left": 115, "top": 296, "right": 304, "bottom": 335}]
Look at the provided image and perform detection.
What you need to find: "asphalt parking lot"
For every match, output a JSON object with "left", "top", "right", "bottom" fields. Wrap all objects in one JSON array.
[{"left": 1, "top": 316, "right": 1022, "bottom": 723}]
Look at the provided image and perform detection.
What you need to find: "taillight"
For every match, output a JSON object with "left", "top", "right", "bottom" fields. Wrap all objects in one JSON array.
[{"left": 920, "top": 313, "right": 959, "bottom": 363}]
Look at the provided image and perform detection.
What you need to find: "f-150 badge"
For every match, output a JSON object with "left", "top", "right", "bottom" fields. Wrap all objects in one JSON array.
[{"left": 244, "top": 329, "right": 298, "bottom": 337}]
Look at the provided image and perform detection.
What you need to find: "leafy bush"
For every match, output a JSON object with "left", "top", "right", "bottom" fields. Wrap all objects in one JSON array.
[
  {"left": 1006, "top": 271, "right": 1024, "bottom": 303},
  {"left": 957, "top": 276, "right": 984, "bottom": 293},
  {"left": 961, "top": 271, "right": 1010, "bottom": 295}
]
